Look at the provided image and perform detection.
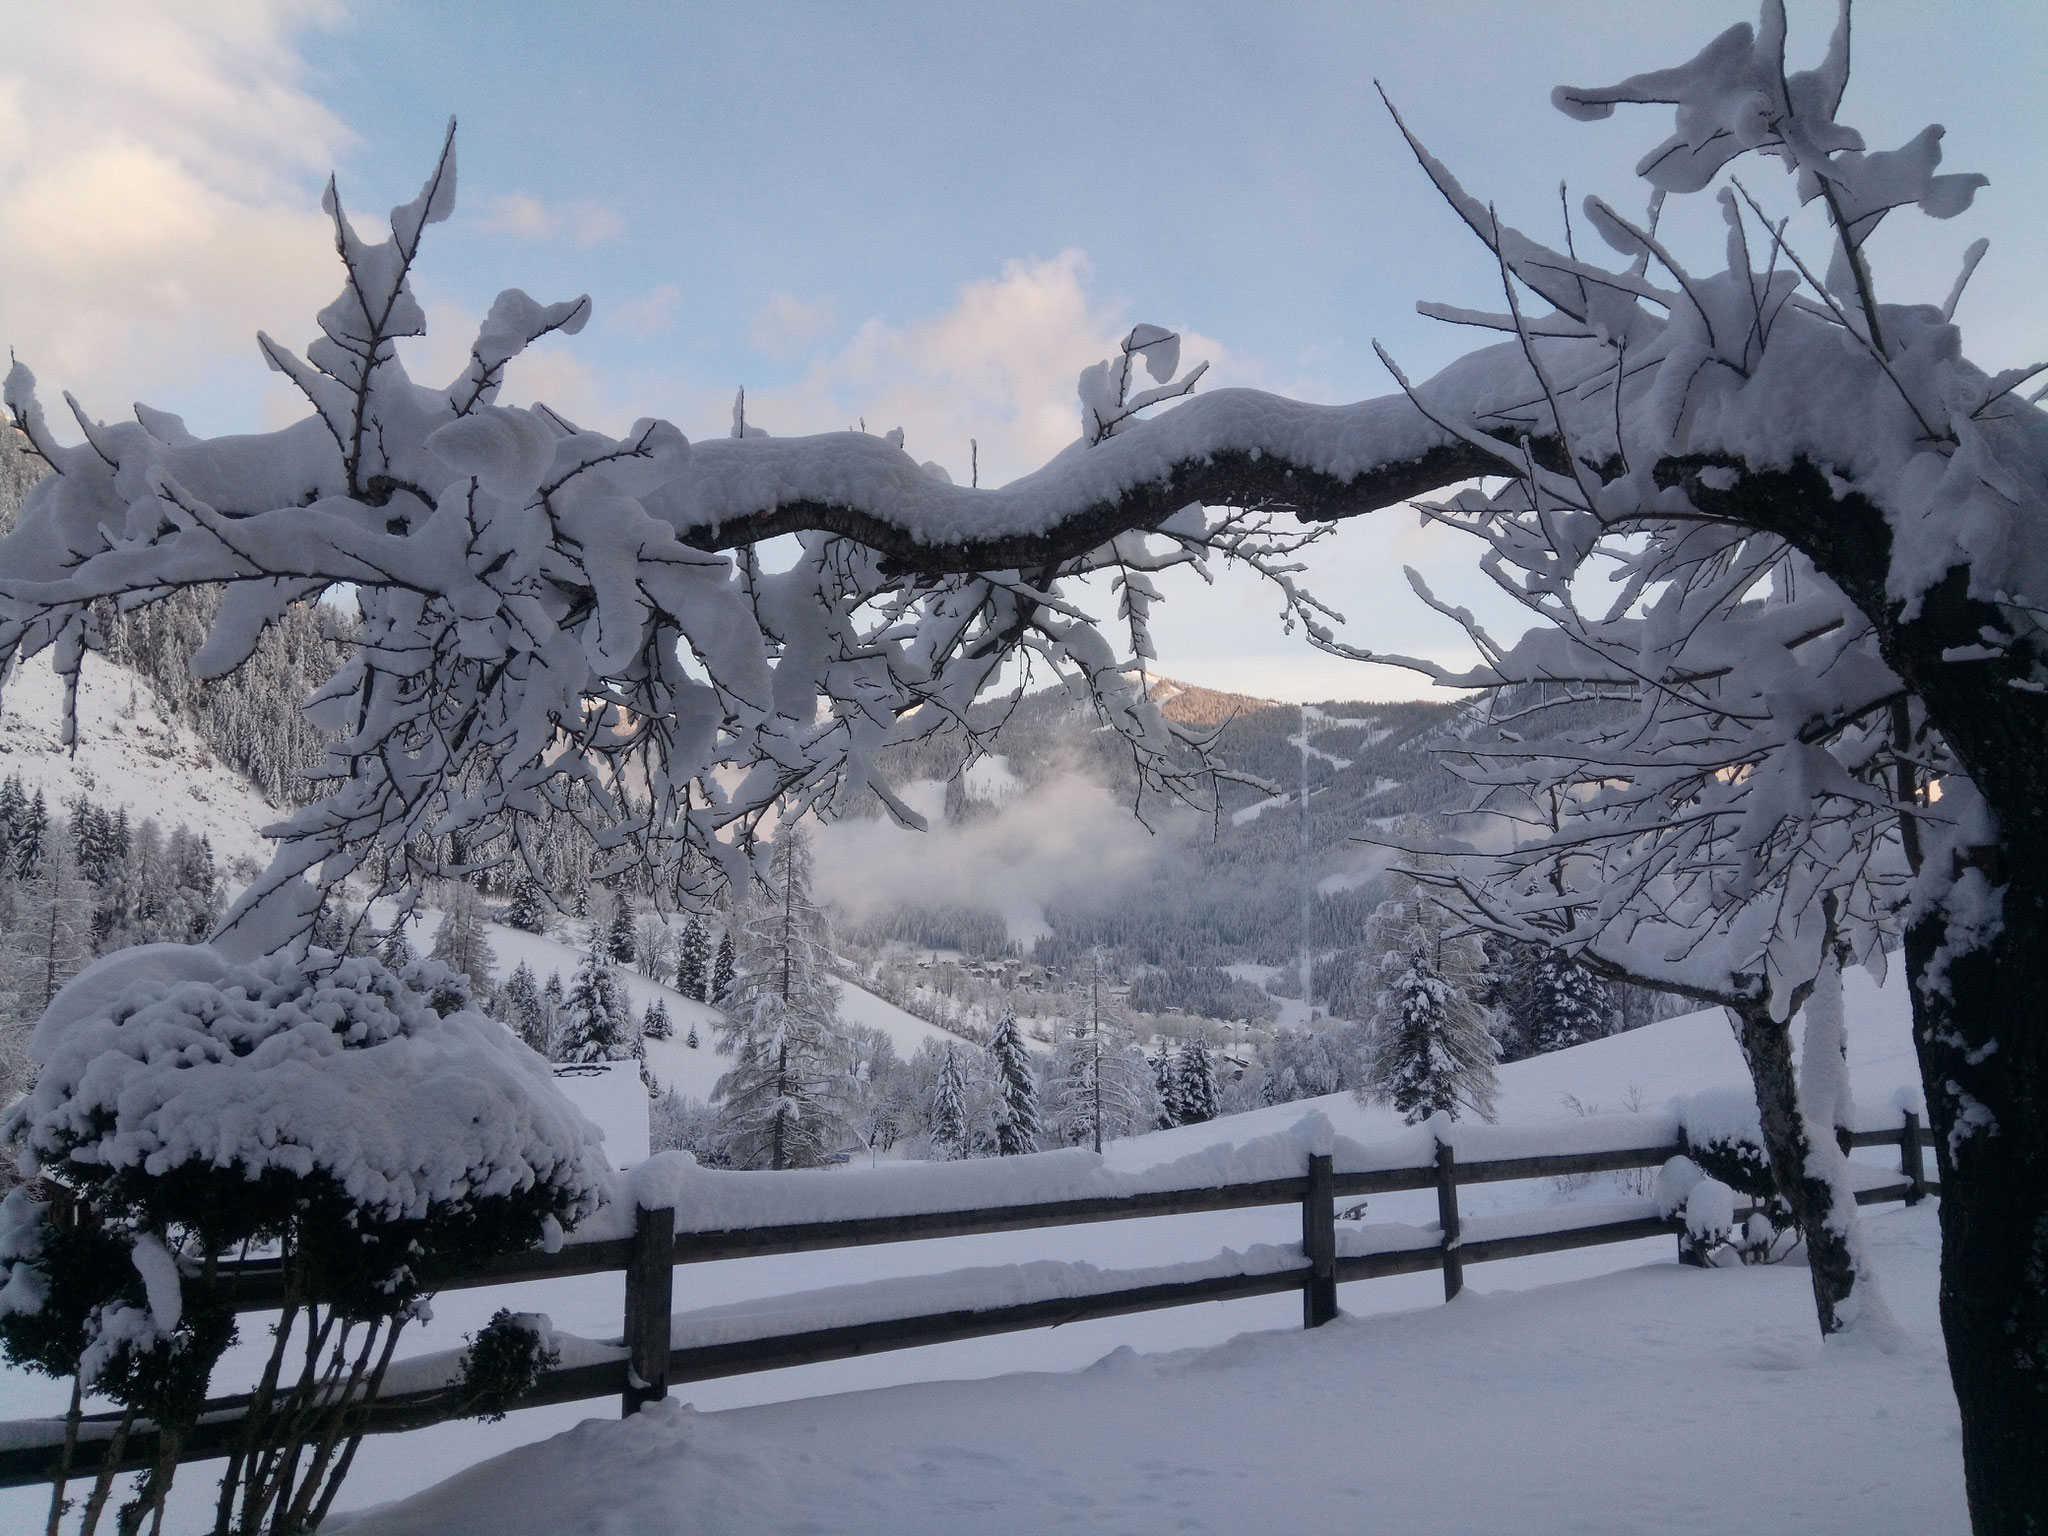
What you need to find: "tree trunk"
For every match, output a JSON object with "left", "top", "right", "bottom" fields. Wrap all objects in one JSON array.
[
  {"left": 1906, "top": 900, "right": 2048, "bottom": 1533},
  {"left": 1726, "top": 1000, "right": 1860, "bottom": 1334},
  {"left": 1672, "top": 457, "right": 2048, "bottom": 1534}
]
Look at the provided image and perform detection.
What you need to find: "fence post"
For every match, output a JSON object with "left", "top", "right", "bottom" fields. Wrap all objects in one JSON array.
[
  {"left": 1435, "top": 1142, "right": 1463, "bottom": 1302},
  {"left": 1901, "top": 1110, "right": 1926, "bottom": 1206},
  {"left": 1301, "top": 1153, "right": 1337, "bottom": 1329},
  {"left": 622, "top": 1204, "right": 676, "bottom": 1417}
]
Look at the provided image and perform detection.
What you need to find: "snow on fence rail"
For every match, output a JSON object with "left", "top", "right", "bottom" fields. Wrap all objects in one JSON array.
[{"left": 0, "top": 1109, "right": 1936, "bottom": 1489}]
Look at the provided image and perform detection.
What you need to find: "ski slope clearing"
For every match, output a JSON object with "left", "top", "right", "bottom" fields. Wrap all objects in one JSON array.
[
  {"left": 0, "top": 648, "right": 277, "bottom": 867},
  {"left": 333, "top": 1203, "right": 1960, "bottom": 1535}
]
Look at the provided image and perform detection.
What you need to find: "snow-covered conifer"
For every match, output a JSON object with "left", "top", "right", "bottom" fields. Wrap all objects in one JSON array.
[
  {"left": 712, "top": 830, "right": 850, "bottom": 1168},
  {"left": 431, "top": 884, "right": 500, "bottom": 1006},
  {"left": 642, "top": 998, "right": 673, "bottom": 1041},
  {"left": 1174, "top": 1039, "right": 1221, "bottom": 1124},
  {"left": 678, "top": 914, "right": 710, "bottom": 1001},
  {"left": 926, "top": 1043, "right": 970, "bottom": 1160},
  {"left": 1153, "top": 1050, "right": 1179, "bottom": 1129},
  {"left": 1046, "top": 951, "right": 1157, "bottom": 1151},
  {"left": 987, "top": 1007, "right": 1040, "bottom": 1155},
  {"left": 557, "top": 931, "right": 630, "bottom": 1063},
  {"left": 501, "top": 961, "right": 549, "bottom": 1056},
  {"left": 605, "top": 893, "right": 637, "bottom": 965},
  {"left": 1360, "top": 889, "right": 1499, "bottom": 1125},
  {"left": 507, "top": 878, "right": 552, "bottom": 935},
  {"left": 711, "top": 929, "right": 736, "bottom": 1004},
  {"left": 685, "top": 1017, "right": 699, "bottom": 1049}
]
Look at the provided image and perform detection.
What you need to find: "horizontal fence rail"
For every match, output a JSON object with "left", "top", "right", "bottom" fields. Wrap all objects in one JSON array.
[{"left": 0, "top": 1113, "right": 1938, "bottom": 1489}]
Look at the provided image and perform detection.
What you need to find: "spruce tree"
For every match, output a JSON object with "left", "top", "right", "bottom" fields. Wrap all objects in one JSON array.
[
  {"left": 927, "top": 1043, "right": 970, "bottom": 1159},
  {"left": 498, "top": 962, "right": 548, "bottom": 1055},
  {"left": 642, "top": 998, "right": 673, "bottom": 1041},
  {"left": 1174, "top": 1039, "right": 1221, "bottom": 1125},
  {"left": 711, "top": 929, "right": 735, "bottom": 1004},
  {"left": 430, "top": 884, "right": 500, "bottom": 1005},
  {"left": 558, "top": 931, "right": 630, "bottom": 1063},
  {"left": 605, "top": 893, "right": 637, "bottom": 965},
  {"left": 1154, "top": 1050, "right": 1179, "bottom": 1129},
  {"left": 686, "top": 1017, "right": 699, "bottom": 1049},
  {"left": 2, "top": 829, "right": 92, "bottom": 1026},
  {"left": 542, "top": 971, "right": 566, "bottom": 1053},
  {"left": 987, "top": 1007, "right": 1041, "bottom": 1155},
  {"left": 507, "top": 877, "right": 552, "bottom": 935},
  {"left": 1528, "top": 948, "right": 1614, "bottom": 1055},
  {"left": 1360, "top": 887, "right": 1500, "bottom": 1125},
  {"left": 711, "top": 830, "right": 849, "bottom": 1169},
  {"left": 1047, "top": 950, "right": 1157, "bottom": 1152},
  {"left": 677, "top": 915, "right": 710, "bottom": 1001}
]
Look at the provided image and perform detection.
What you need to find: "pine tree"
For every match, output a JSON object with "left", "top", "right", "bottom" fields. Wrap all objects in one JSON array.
[
  {"left": 12, "top": 788, "right": 47, "bottom": 880},
  {"left": 378, "top": 923, "right": 416, "bottom": 973},
  {"left": 711, "top": 830, "right": 849, "bottom": 1169},
  {"left": 1154, "top": 1050, "right": 1179, "bottom": 1129},
  {"left": 642, "top": 998, "right": 673, "bottom": 1041},
  {"left": 542, "top": 972, "right": 566, "bottom": 1054},
  {"left": 1360, "top": 889, "right": 1500, "bottom": 1125},
  {"left": 1528, "top": 948, "right": 1613, "bottom": 1055},
  {"left": 557, "top": 931, "right": 630, "bottom": 1062},
  {"left": 507, "top": 877, "right": 552, "bottom": 935},
  {"left": 927, "top": 1043, "right": 970, "bottom": 1159},
  {"left": 711, "top": 929, "right": 736, "bottom": 1004},
  {"left": 500, "top": 962, "right": 548, "bottom": 1056},
  {"left": 1, "top": 830, "right": 92, "bottom": 1026},
  {"left": 430, "top": 884, "right": 500, "bottom": 1005},
  {"left": 686, "top": 1016, "right": 699, "bottom": 1049},
  {"left": 1046, "top": 950, "right": 1157, "bottom": 1152},
  {"left": 1173, "top": 1039, "right": 1220, "bottom": 1125},
  {"left": 677, "top": 915, "right": 710, "bottom": 1000},
  {"left": 987, "top": 1007, "right": 1041, "bottom": 1155},
  {"left": 605, "top": 893, "right": 637, "bottom": 965}
]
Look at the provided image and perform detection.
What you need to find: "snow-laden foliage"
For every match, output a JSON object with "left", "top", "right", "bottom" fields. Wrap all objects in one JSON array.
[
  {"left": 987, "top": 1007, "right": 1042, "bottom": 1155},
  {"left": 0, "top": 943, "right": 607, "bottom": 1534},
  {"left": 0, "top": 124, "right": 1313, "bottom": 956},
  {"left": 712, "top": 831, "right": 853, "bottom": 1168},
  {"left": 1359, "top": 887, "right": 1500, "bottom": 1124},
  {"left": 1046, "top": 951, "right": 1158, "bottom": 1151},
  {"left": 8, "top": 946, "right": 608, "bottom": 1234}
]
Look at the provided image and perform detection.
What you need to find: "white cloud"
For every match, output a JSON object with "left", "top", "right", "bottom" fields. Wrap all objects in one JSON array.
[
  {"left": 607, "top": 282, "right": 682, "bottom": 338},
  {"left": 748, "top": 292, "right": 832, "bottom": 357},
  {"left": 738, "top": 250, "right": 1236, "bottom": 486},
  {"left": 0, "top": 2, "right": 350, "bottom": 430},
  {"left": 477, "top": 192, "right": 623, "bottom": 246}
]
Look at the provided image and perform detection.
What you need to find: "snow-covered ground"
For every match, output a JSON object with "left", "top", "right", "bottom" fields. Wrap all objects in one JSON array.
[
  {"left": 0, "top": 649, "right": 280, "bottom": 868},
  {"left": 333, "top": 1204, "right": 1959, "bottom": 1535},
  {"left": 0, "top": 960, "right": 1960, "bottom": 1532}
]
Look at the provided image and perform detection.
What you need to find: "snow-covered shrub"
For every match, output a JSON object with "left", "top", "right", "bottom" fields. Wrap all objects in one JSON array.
[
  {"left": 1676, "top": 1087, "right": 1776, "bottom": 1204},
  {"left": 0, "top": 944, "right": 609, "bottom": 1536},
  {"left": 458, "top": 1309, "right": 562, "bottom": 1423}
]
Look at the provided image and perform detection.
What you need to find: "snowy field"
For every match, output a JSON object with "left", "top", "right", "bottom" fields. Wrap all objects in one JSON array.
[{"left": 0, "top": 962, "right": 1963, "bottom": 1532}]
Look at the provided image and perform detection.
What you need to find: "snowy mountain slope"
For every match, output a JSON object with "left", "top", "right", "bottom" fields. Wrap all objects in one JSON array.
[
  {"left": 0, "top": 648, "right": 280, "bottom": 868},
  {"left": 407, "top": 910, "right": 977, "bottom": 1105}
]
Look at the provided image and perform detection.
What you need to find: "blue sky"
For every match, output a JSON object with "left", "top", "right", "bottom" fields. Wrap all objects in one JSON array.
[{"left": 4, "top": 2, "right": 2042, "bottom": 698}]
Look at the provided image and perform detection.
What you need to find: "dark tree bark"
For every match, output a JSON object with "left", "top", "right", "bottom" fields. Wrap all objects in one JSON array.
[
  {"left": 1725, "top": 999, "right": 1861, "bottom": 1334},
  {"left": 1669, "top": 457, "right": 2048, "bottom": 1535}
]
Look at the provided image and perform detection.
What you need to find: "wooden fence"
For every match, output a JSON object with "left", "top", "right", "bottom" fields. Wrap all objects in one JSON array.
[{"left": 0, "top": 1113, "right": 1934, "bottom": 1489}]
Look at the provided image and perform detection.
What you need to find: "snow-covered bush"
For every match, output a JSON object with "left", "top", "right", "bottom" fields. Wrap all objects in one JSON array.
[
  {"left": 457, "top": 1309, "right": 562, "bottom": 1424},
  {"left": 0, "top": 944, "right": 608, "bottom": 1535},
  {"left": 1676, "top": 1087, "right": 1776, "bottom": 1204}
]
